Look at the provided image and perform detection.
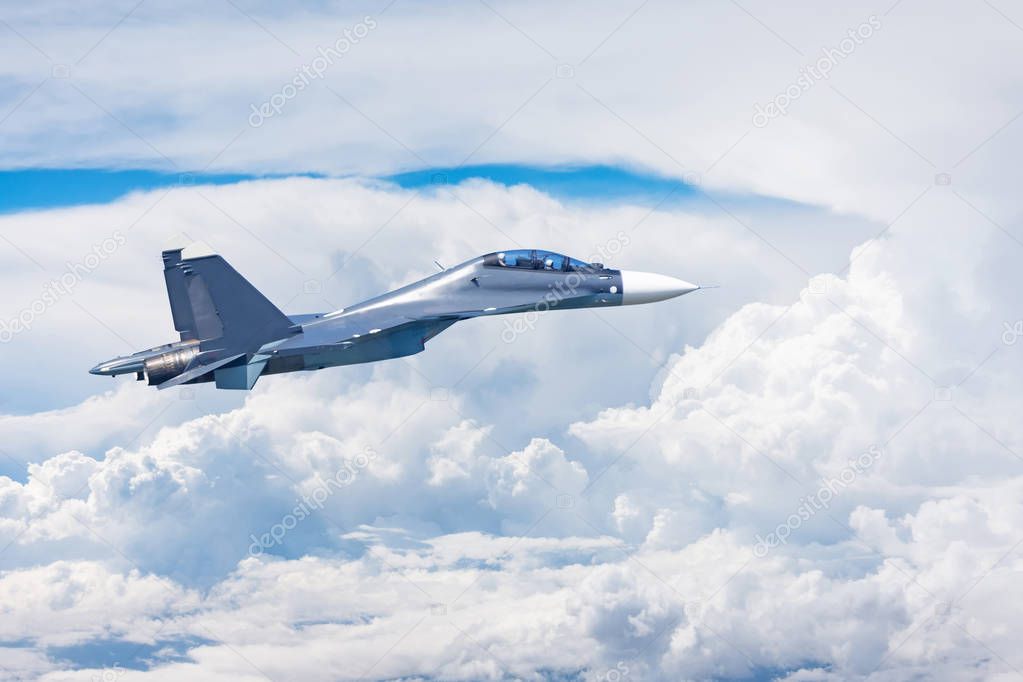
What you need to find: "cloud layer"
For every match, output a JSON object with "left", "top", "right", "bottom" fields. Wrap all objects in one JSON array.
[
  {"left": 2, "top": 0, "right": 1020, "bottom": 219},
  {"left": 0, "top": 173, "right": 1020, "bottom": 679}
]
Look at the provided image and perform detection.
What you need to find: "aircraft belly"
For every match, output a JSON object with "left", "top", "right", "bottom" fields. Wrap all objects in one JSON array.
[
  {"left": 266, "top": 324, "right": 432, "bottom": 373},
  {"left": 307, "top": 332, "right": 425, "bottom": 368}
]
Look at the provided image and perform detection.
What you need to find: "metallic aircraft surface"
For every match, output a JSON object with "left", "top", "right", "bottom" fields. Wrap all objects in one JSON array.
[{"left": 90, "top": 244, "right": 705, "bottom": 390}]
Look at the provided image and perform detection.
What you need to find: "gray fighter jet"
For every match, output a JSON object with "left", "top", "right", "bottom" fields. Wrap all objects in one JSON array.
[{"left": 90, "top": 244, "right": 703, "bottom": 390}]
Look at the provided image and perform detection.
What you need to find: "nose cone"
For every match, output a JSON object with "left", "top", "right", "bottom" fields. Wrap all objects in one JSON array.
[{"left": 620, "top": 271, "right": 699, "bottom": 305}]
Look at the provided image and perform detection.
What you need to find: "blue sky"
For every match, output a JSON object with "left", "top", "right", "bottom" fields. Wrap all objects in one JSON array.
[
  {"left": 0, "top": 164, "right": 698, "bottom": 214},
  {"left": 0, "top": 168, "right": 277, "bottom": 214}
]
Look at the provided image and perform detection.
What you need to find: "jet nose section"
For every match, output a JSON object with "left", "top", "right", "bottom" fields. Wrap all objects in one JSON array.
[{"left": 620, "top": 271, "right": 700, "bottom": 305}]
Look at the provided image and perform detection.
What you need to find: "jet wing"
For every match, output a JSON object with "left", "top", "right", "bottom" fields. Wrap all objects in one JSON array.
[
  {"left": 335, "top": 314, "right": 424, "bottom": 343},
  {"left": 300, "top": 313, "right": 425, "bottom": 345},
  {"left": 290, "top": 310, "right": 461, "bottom": 356},
  {"left": 415, "top": 308, "right": 499, "bottom": 321}
]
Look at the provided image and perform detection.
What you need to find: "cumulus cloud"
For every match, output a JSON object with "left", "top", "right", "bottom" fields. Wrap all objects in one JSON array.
[{"left": 1, "top": 177, "right": 1020, "bottom": 678}]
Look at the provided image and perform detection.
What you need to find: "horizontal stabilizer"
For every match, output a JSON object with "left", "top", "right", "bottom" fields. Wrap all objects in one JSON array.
[{"left": 156, "top": 353, "right": 243, "bottom": 390}]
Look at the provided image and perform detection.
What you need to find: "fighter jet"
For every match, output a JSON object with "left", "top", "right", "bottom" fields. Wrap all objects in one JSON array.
[{"left": 90, "top": 244, "right": 704, "bottom": 390}]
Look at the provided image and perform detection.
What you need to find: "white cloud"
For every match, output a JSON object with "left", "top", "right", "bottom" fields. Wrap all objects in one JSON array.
[
  {"left": 1, "top": 0, "right": 1019, "bottom": 222},
  {"left": 0, "top": 170, "right": 1019, "bottom": 679},
  {"left": 0, "top": 175, "right": 867, "bottom": 436},
  {"left": 0, "top": 178, "right": 1019, "bottom": 678}
]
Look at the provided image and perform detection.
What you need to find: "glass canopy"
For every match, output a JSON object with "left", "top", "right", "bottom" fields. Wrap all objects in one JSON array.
[{"left": 484, "top": 250, "right": 596, "bottom": 272}]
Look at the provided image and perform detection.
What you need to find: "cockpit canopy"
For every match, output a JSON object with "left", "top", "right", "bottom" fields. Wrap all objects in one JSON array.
[{"left": 483, "top": 249, "right": 603, "bottom": 272}]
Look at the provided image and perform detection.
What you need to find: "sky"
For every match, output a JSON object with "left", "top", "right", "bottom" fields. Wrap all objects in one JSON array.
[{"left": 1, "top": 1, "right": 1022, "bottom": 680}]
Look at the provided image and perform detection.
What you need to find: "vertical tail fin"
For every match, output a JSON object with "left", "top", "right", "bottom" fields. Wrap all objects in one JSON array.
[
  {"left": 162, "top": 245, "right": 295, "bottom": 353},
  {"left": 163, "top": 249, "right": 198, "bottom": 341}
]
